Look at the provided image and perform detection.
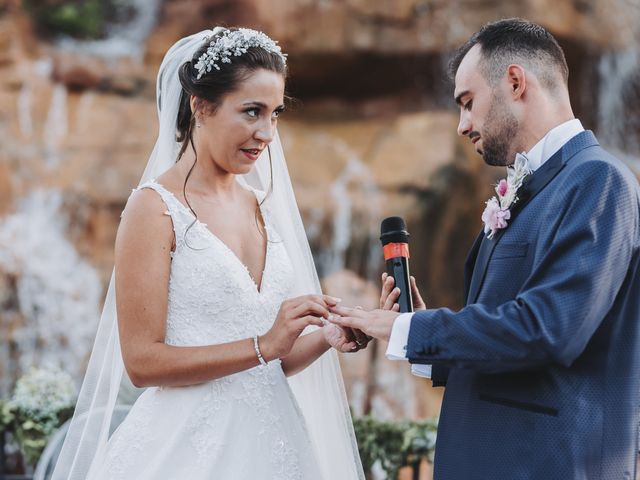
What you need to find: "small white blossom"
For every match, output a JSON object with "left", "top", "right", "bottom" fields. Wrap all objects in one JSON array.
[{"left": 11, "top": 367, "right": 76, "bottom": 418}]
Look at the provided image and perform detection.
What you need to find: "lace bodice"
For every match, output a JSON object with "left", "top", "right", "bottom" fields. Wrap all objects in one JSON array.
[{"left": 137, "top": 180, "right": 295, "bottom": 346}]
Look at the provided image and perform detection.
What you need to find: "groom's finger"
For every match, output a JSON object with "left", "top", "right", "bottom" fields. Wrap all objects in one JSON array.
[
  {"left": 329, "top": 305, "right": 367, "bottom": 318},
  {"left": 383, "top": 287, "right": 400, "bottom": 311},
  {"left": 379, "top": 275, "right": 395, "bottom": 309},
  {"left": 329, "top": 314, "right": 366, "bottom": 332}
]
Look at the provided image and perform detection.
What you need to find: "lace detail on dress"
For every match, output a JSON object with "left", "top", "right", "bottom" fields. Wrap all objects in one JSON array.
[
  {"left": 94, "top": 180, "right": 319, "bottom": 479},
  {"left": 238, "top": 362, "right": 304, "bottom": 480},
  {"left": 104, "top": 390, "right": 160, "bottom": 479},
  {"left": 187, "top": 377, "right": 233, "bottom": 466}
]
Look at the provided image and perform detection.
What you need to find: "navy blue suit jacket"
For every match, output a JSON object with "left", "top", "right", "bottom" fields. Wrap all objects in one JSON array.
[{"left": 408, "top": 131, "right": 640, "bottom": 479}]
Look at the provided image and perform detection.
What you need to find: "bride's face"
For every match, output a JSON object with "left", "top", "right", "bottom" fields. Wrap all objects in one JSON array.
[{"left": 195, "top": 68, "right": 285, "bottom": 175}]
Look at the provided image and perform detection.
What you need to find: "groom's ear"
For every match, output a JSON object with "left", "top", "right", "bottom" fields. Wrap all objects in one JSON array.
[{"left": 506, "top": 64, "right": 527, "bottom": 100}]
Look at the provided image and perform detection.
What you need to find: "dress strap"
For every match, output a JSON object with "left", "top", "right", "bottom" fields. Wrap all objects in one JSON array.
[{"left": 133, "top": 179, "right": 193, "bottom": 250}]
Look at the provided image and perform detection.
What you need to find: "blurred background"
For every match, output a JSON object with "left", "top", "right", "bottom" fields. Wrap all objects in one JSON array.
[{"left": 0, "top": 0, "right": 639, "bottom": 474}]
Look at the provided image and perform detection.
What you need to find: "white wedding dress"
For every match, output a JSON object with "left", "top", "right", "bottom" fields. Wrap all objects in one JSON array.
[{"left": 92, "top": 180, "right": 323, "bottom": 480}]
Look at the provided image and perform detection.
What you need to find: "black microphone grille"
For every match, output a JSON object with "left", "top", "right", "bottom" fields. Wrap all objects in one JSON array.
[{"left": 380, "top": 216, "right": 410, "bottom": 245}]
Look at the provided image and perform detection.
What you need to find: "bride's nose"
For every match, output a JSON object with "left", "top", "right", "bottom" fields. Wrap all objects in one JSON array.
[{"left": 254, "top": 118, "right": 276, "bottom": 144}]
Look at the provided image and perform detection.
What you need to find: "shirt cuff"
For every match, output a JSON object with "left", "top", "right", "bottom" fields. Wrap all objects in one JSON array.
[
  {"left": 385, "top": 312, "right": 414, "bottom": 360},
  {"left": 411, "top": 364, "right": 432, "bottom": 378}
]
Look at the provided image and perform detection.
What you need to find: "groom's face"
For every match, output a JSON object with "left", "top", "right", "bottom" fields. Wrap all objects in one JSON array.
[
  {"left": 454, "top": 45, "right": 518, "bottom": 167},
  {"left": 481, "top": 93, "right": 519, "bottom": 166}
]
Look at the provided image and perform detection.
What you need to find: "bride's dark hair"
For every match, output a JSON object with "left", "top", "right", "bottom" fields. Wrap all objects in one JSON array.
[{"left": 175, "top": 28, "right": 288, "bottom": 244}]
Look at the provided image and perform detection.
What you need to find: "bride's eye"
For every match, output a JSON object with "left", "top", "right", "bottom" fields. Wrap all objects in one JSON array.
[{"left": 245, "top": 108, "right": 260, "bottom": 118}]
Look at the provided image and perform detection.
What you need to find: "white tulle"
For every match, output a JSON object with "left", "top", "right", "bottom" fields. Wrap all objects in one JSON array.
[{"left": 51, "top": 29, "right": 364, "bottom": 480}]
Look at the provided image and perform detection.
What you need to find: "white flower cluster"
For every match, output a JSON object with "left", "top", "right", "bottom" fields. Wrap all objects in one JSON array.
[
  {"left": 11, "top": 367, "right": 76, "bottom": 418},
  {"left": 194, "top": 28, "right": 287, "bottom": 79},
  {"left": 501, "top": 153, "right": 532, "bottom": 208}
]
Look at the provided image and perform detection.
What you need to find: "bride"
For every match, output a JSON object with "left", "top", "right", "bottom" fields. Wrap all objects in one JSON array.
[{"left": 52, "top": 27, "right": 366, "bottom": 479}]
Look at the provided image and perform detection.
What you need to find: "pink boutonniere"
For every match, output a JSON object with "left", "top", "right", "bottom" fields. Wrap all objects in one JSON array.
[{"left": 482, "top": 153, "right": 532, "bottom": 239}]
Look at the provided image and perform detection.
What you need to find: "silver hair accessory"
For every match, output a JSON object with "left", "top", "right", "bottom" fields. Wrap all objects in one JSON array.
[{"left": 194, "top": 28, "right": 287, "bottom": 79}]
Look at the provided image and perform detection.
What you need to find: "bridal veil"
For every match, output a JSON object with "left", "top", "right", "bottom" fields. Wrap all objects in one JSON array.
[{"left": 52, "top": 29, "right": 364, "bottom": 480}]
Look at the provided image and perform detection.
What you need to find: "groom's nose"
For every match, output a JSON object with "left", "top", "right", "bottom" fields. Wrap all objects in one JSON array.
[{"left": 457, "top": 110, "right": 472, "bottom": 137}]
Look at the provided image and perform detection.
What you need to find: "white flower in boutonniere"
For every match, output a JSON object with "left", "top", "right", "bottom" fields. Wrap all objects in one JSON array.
[{"left": 482, "top": 153, "right": 533, "bottom": 239}]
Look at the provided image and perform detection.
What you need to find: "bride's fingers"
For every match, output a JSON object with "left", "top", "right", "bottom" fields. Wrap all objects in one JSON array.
[
  {"left": 349, "top": 327, "right": 369, "bottom": 346},
  {"left": 297, "top": 315, "right": 325, "bottom": 329},
  {"left": 323, "top": 323, "right": 343, "bottom": 343},
  {"left": 344, "top": 341, "right": 358, "bottom": 352},
  {"left": 321, "top": 294, "right": 342, "bottom": 307},
  {"left": 290, "top": 299, "right": 330, "bottom": 320},
  {"left": 323, "top": 324, "right": 358, "bottom": 352}
]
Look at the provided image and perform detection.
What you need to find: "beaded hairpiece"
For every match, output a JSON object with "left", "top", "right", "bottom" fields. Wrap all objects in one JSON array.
[{"left": 194, "top": 28, "right": 287, "bottom": 80}]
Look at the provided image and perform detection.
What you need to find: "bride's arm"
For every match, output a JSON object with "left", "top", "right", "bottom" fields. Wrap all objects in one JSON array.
[
  {"left": 279, "top": 330, "right": 331, "bottom": 377},
  {"left": 280, "top": 322, "right": 371, "bottom": 377},
  {"left": 116, "top": 189, "right": 326, "bottom": 388}
]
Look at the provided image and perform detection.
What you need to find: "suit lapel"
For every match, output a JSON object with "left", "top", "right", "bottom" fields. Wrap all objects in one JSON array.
[
  {"left": 465, "top": 130, "right": 599, "bottom": 305},
  {"left": 464, "top": 231, "right": 484, "bottom": 305}
]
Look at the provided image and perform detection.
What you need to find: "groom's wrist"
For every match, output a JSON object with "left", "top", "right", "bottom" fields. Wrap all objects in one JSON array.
[{"left": 385, "top": 312, "right": 413, "bottom": 360}]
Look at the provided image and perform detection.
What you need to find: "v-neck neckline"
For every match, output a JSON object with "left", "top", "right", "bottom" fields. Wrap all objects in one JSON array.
[{"left": 151, "top": 179, "right": 270, "bottom": 294}]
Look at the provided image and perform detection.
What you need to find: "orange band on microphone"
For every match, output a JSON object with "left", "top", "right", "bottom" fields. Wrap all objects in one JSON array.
[{"left": 383, "top": 242, "right": 410, "bottom": 260}]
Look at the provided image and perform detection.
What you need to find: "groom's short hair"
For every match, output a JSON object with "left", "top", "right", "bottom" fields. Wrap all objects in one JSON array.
[{"left": 449, "top": 18, "right": 569, "bottom": 93}]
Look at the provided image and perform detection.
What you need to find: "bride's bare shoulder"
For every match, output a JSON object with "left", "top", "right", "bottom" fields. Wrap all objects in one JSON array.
[
  {"left": 117, "top": 184, "right": 174, "bottom": 251},
  {"left": 122, "top": 184, "right": 166, "bottom": 221}
]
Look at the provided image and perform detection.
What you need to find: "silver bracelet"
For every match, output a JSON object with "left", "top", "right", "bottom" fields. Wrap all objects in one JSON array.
[{"left": 253, "top": 335, "right": 268, "bottom": 366}]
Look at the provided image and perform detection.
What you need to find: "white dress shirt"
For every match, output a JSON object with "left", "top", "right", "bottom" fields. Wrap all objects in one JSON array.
[{"left": 385, "top": 119, "right": 585, "bottom": 378}]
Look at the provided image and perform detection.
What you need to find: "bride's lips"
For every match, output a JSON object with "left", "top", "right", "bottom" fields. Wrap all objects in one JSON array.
[{"left": 240, "top": 148, "right": 263, "bottom": 161}]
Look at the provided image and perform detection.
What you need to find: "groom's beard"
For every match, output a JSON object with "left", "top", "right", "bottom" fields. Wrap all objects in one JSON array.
[{"left": 482, "top": 94, "right": 520, "bottom": 167}]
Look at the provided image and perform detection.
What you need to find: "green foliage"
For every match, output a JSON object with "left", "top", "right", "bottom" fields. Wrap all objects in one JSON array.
[
  {"left": 0, "top": 399, "right": 73, "bottom": 466},
  {"left": 353, "top": 415, "right": 438, "bottom": 479},
  {"left": 1, "top": 367, "right": 77, "bottom": 467},
  {"left": 22, "top": 0, "right": 130, "bottom": 39}
]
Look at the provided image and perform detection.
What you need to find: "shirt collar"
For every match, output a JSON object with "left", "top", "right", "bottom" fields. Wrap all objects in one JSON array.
[{"left": 525, "top": 119, "right": 585, "bottom": 172}]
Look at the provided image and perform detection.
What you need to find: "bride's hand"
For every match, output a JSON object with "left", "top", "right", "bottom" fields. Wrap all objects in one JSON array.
[
  {"left": 325, "top": 304, "right": 372, "bottom": 352},
  {"left": 380, "top": 273, "right": 426, "bottom": 311},
  {"left": 322, "top": 321, "right": 370, "bottom": 353},
  {"left": 260, "top": 295, "right": 337, "bottom": 361}
]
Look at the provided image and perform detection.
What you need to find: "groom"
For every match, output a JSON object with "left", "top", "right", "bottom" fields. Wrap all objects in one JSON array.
[{"left": 331, "top": 18, "right": 640, "bottom": 479}]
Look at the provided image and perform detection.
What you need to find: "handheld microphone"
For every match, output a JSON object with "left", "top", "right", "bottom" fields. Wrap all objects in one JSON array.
[{"left": 380, "top": 216, "right": 413, "bottom": 313}]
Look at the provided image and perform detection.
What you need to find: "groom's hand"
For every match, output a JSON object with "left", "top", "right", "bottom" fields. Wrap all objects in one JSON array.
[
  {"left": 328, "top": 306, "right": 399, "bottom": 342},
  {"left": 380, "top": 273, "right": 426, "bottom": 311}
]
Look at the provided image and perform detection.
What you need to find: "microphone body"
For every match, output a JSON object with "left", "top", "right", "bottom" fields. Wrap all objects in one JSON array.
[{"left": 380, "top": 217, "right": 413, "bottom": 313}]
